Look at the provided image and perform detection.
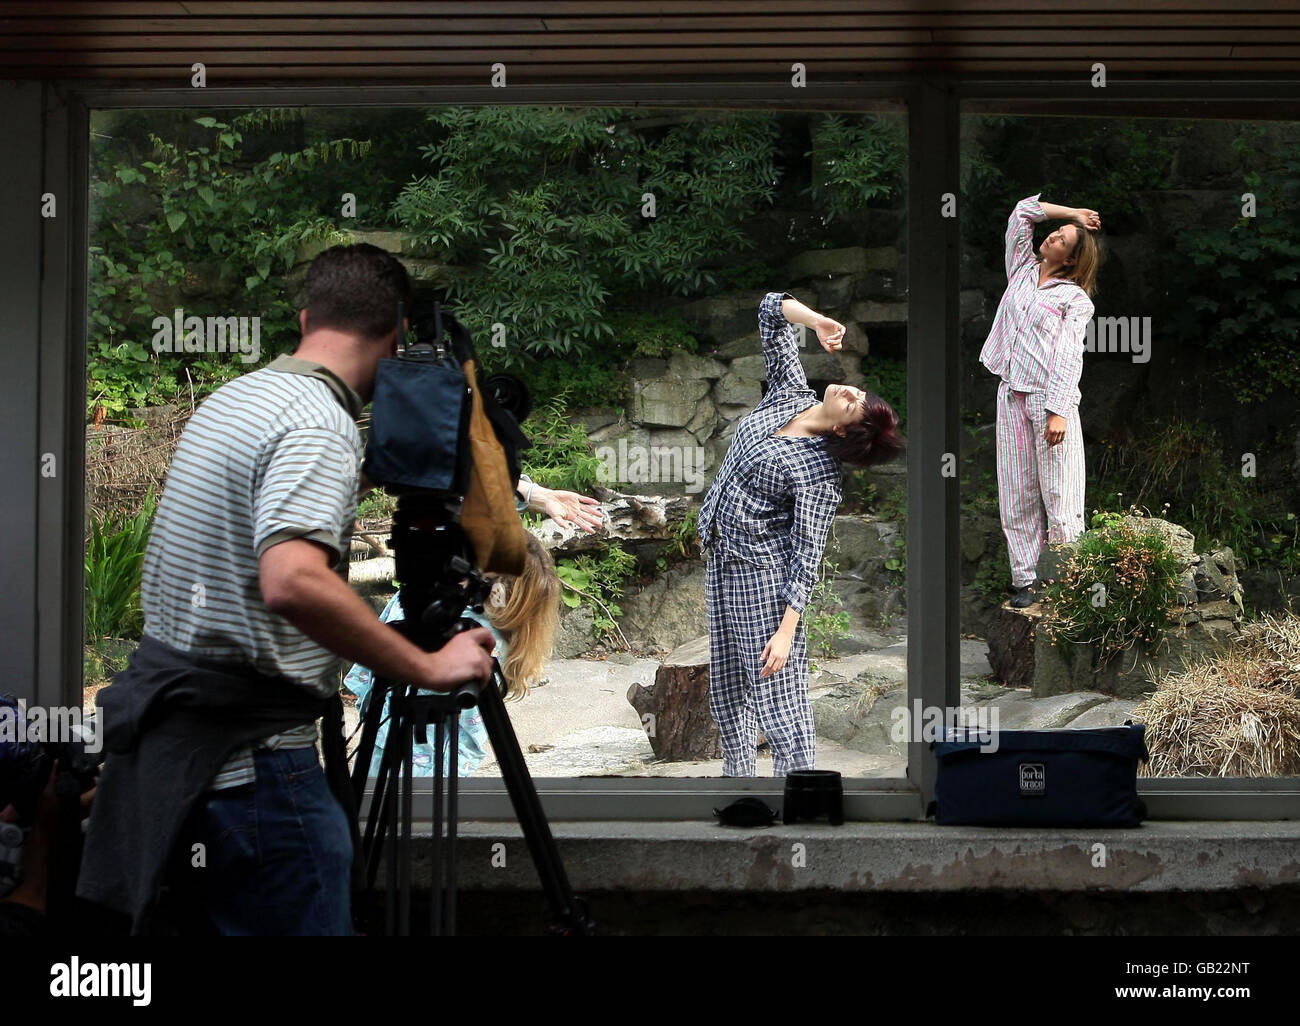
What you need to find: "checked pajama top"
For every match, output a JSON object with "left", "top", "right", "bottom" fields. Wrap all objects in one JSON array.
[
  {"left": 696, "top": 290, "right": 844, "bottom": 776},
  {"left": 696, "top": 291, "right": 843, "bottom": 614}
]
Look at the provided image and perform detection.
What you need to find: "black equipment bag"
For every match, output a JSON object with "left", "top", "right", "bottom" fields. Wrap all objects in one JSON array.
[
  {"left": 929, "top": 723, "right": 1149, "bottom": 827},
  {"left": 361, "top": 307, "right": 530, "bottom": 497},
  {"left": 363, "top": 355, "right": 471, "bottom": 495}
]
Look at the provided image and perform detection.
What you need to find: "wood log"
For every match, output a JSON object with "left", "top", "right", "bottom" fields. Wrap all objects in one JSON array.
[
  {"left": 626, "top": 635, "right": 721, "bottom": 761},
  {"left": 534, "top": 487, "right": 694, "bottom": 554},
  {"left": 985, "top": 601, "right": 1043, "bottom": 689}
]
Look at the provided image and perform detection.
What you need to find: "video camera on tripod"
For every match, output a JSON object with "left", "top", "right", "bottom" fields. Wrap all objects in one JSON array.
[{"left": 350, "top": 299, "right": 592, "bottom": 936}]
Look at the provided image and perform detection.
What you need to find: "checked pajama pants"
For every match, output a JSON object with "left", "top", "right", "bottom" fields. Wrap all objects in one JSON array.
[
  {"left": 996, "top": 380, "right": 1086, "bottom": 588},
  {"left": 706, "top": 552, "right": 816, "bottom": 777}
]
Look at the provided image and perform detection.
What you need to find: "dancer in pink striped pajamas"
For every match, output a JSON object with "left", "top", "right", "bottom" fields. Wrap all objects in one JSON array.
[{"left": 979, "top": 194, "right": 1105, "bottom": 608}]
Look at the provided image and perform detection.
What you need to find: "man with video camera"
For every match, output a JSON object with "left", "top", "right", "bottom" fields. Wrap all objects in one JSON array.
[{"left": 77, "top": 244, "right": 496, "bottom": 936}]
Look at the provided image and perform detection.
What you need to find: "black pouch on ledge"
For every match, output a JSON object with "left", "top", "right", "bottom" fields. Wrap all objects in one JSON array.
[{"left": 928, "top": 723, "right": 1149, "bottom": 828}]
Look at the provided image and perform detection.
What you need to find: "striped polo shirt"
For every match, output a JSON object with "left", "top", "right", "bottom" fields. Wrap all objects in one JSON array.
[{"left": 139, "top": 354, "right": 363, "bottom": 789}]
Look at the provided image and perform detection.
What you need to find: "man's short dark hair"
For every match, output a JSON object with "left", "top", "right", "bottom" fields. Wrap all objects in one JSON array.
[{"left": 302, "top": 243, "right": 412, "bottom": 342}]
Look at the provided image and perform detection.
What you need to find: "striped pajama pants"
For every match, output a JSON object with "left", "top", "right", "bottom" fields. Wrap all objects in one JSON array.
[
  {"left": 995, "top": 380, "right": 1086, "bottom": 588},
  {"left": 706, "top": 552, "right": 816, "bottom": 777}
]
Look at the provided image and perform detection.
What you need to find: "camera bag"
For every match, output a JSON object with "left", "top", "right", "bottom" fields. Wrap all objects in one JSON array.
[{"left": 929, "top": 723, "right": 1149, "bottom": 827}]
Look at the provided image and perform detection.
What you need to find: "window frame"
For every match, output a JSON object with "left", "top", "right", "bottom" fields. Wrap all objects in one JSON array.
[{"left": 27, "top": 77, "right": 1300, "bottom": 822}]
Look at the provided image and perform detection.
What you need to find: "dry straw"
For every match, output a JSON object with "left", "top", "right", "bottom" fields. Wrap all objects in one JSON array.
[{"left": 1137, "top": 612, "right": 1300, "bottom": 777}]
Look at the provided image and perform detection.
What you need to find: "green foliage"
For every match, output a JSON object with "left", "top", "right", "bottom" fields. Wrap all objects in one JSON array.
[
  {"left": 1040, "top": 510, "right": 1186, "bottom": 667},
  {"left": 972, "top": 537, "right": 1013, "bottom": 608},
  {"left": 1170, "top": 132, "right": 1300, "bottom": 404},
  {"left": 356, "top": 489, "right": 398, "bottom": 521},
  {"left": 604, "top": 310, "right": 700, "bottom": 359},
  {"left": 555, "top": 544, "right": 637, "bottom": 641},
  {"left": 84, "top": 487, "right": 157, "bottom": 641},
  {"left": 884, "top": 534, "right": 907, "bottom": 578},
  {"left": 508, "top": 309, "right": 702, "bottom": 410},
  {"left": 88, "top": 110, "right": 371, "bottom": 418},
  {"left": 519, "top": 395, "right": 606, "bottom": 494},
  {"left": 962, "top": 117, "right": 1173, "bottom": 265},
  {"left": 391, "top": 107, "right": 781, "bottom": 365},
  {"left": 1092, "top": 418, "right": 1300, "bottom": 572},
  {"left": 806, "top": 114, "right": 906, "bottom": 221},
  {"left": 807, "top": 557, "right": 851, "bottom": 659},
  {"left": 860, "top": 355, "right": 906, "bottom": 428}
]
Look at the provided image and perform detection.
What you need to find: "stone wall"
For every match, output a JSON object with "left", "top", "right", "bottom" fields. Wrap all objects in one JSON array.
[{"left": 579, "top": 244, "right": 907, "bottom": 498}]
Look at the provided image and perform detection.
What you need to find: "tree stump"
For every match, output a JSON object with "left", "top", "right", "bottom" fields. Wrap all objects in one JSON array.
[
  {"left": 985, "top": 602, "right": 1044, "bottom": 689},
  {"left": 626, "top": 635, "right": 722, "bottom": 760}
]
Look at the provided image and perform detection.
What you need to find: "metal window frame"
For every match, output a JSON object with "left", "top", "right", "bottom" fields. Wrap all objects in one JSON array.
[{"left": 17, "top": 76, "right": 1299, "bottom": 822}]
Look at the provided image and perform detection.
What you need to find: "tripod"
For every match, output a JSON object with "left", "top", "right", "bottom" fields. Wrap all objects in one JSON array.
[{"left": 348, "top": 505, "right": 592, "bottom": 936}]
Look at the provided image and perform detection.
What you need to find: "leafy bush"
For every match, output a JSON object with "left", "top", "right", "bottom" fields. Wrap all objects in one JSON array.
[
  {"left": 84, "top": 487, "right": 157, "bottom": 641},
  {"left": 961, "top": 116, "right": 1174, "bottom": 283},
  {"left": 88, "top": 110, "right": 372, "bottom": 419},
  {"left": 860, "top": 355, "right": 907, "bottom": 429},
  {"left": 391, "top": 107, "right": 782, "bottom": 365},
  {"left": 806, "top": 114, "right": 906, "bottom": 220},
  {"left": 1040, "top": 509, "right": 1186, "bottom": 667},
  {"left": 519, "top": 395, "right": 605, "bottom": 494},
  {"left": 1092, "top": 418, "right": 1299, "bottom": 572},
  {"left": 555, "top": 544, "right": 637, "bottom": 642},
  {"left": 1169, "top": 131, "right": 1300, "bottom": 404},
  {"left": 807, "top": 557, "right": 851, "bottom": 659}
]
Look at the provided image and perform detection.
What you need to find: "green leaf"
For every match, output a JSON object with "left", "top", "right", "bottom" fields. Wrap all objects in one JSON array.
[
  {"left": 165, "top": 209, "right": 187, "bottom": 232},
  {"left": 196, "top": 185, "right": 215, "bottom": 207},
  {"left": 194, "top": 117, "right": 219, "bottom": 128}
]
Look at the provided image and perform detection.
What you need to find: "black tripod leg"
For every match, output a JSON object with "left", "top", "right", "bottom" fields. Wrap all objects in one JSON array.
[
  {"left": 446, "top": 710, "right": 459, "bottom": 937},
  {"left": 431, "top": 713, "right": 444, "bottom": 936},
  {"left": 477, "top": 666, "right": 592, "bottom": 935},
  {"left": 399, "top": 705, "right": 414, "bottom": 936}
]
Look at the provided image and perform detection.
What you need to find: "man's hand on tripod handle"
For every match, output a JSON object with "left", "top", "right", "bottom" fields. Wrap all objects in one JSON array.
[{"left": 260, "top": 538, "right": 495, "bottom": 693}]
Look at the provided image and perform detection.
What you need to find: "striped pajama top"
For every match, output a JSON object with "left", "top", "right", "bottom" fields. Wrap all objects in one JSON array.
[{"left": 978, "top": 193, "right": 1096, "bottom": 416}]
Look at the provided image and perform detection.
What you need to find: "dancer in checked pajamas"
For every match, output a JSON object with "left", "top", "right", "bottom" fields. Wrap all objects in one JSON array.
[
  {"left": 979, "top": 194, "right": 1104, "bottom": 608},
  {"left": 697, "top": 292, "right": 903, "bottom": 777}
]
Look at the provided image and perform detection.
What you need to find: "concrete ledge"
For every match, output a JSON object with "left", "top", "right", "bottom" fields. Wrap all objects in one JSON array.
[{"left": 406, "top": 821, "right": 1300, "bottom": 894}]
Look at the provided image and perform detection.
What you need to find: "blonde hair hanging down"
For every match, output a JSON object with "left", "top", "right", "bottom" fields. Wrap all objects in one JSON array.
[{"left": 485, "top": 533, "right": 561, "bottom": 699}]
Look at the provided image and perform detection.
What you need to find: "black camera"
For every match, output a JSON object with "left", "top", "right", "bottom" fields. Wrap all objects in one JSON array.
[{"left": 0, "top": 695, "right": 103, "bottom": 899}]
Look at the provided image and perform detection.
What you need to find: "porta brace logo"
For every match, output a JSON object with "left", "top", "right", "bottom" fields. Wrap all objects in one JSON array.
[{"left": 1018, "top": 762, "right": 1046, "bottom": 796}]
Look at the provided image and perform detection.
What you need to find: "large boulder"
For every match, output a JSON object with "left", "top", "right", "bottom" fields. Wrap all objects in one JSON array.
[
  {"left": 618, "top": 561, "right": 708, "bottom": 654},
  {"left": 983, "top": 537, "right": 1245, "bottom": 699},
  {"left": 633, "top": 376, "right": 711, "bottom": 428},
  {"left": 553, "top": 602, "right": 597, "bottom": 659},
  {"left": 677, "top": 292, "right": 759, "bottom": 346}
]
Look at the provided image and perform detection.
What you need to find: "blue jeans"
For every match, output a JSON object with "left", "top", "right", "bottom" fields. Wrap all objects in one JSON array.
[{"left": 181, "top": 746, "right": 353, "bottom": 936}]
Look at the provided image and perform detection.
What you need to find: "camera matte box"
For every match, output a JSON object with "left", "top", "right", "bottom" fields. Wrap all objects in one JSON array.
[
  {"left": 363, "top": 357, "right": 468, "bottom": 493},
  {"left": 929, "top": 724, "right": 1149, "bottom": 827}
]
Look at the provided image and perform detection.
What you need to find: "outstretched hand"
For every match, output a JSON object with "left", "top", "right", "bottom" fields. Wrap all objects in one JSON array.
[{"left": 538, "top": 488, "right": 604, "bottom": 534}]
